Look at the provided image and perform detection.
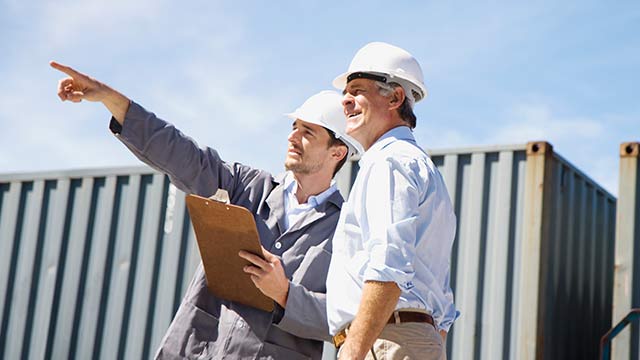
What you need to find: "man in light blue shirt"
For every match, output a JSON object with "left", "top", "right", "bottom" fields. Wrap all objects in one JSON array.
[{"left": 326, "top": 42, "right": 458, "bottom": 360}]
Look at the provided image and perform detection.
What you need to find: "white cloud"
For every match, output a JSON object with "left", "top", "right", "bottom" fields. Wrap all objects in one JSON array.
[
  {"left": 38, "top": 0, "right": 162, "bottom": 48},
  {"left": 488, "top": 101, "right": 605, "bottom": 144},
  {"left": 415, "top": 99, "right": 621, "bottom": 195},
  {"left": 488, "top": 100, "right": 619, "bottom": 195}
]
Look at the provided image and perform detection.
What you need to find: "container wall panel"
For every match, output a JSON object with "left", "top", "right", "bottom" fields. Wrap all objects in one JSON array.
[
  {"left": 538, "top": 152, "right": 616, "bottom": 360},
  {"left": 0, "top": 168, "right": 199, "bottom": 360},
  {"left": 612, "top": 142, "right": 640, "bottom": 360},
  {"left": 430, "top": 146, "right": 529, "bottom": 360}
]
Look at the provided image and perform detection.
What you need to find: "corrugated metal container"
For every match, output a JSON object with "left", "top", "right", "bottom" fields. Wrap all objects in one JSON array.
[
  {"left": 0, "top": 167, "right": 202, "bottom": 360},
  {"left": 327, "top": 141, "right": 616, "bottom": 360},
  {"left": 0, "top": 140, "right": 617, "bottom": 360},
  {"left": 612, "top": 142, "right": 640, "bottom": 360}
]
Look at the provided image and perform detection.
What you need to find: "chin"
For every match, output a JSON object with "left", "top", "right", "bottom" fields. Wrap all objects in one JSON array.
[{"left": 284, "top": 159, "right": 295, "bottom": 171}]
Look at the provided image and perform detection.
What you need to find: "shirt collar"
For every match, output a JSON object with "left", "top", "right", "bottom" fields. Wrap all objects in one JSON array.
[
  {"left": 361, "top": 126, "right": 416, "bottom": 162},
  {"left": 283, "top": 171, "right": 337, "bottom": 208}
]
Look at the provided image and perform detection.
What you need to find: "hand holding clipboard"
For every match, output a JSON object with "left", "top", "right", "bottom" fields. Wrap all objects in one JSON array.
[{"left": 186, "top": 194, "right": 274, "bottom": 312}]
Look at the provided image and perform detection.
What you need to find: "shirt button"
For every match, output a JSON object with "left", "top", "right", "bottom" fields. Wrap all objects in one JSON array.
[{"left": 274, "top": 242, "right": 282, "bottom": 249}]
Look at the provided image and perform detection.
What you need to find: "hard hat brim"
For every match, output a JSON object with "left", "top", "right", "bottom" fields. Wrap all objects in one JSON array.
[
  {"left": 332, "top": 70, "right": 428, "bottom": 103},
  {"left": 284, "top": 112, "right": 363, "bottom": 157},
  {"left": 332, "top": 72, "right": 349, "bottom": 91}
]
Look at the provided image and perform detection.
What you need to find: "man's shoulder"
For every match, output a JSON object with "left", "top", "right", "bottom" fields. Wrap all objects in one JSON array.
[
  {"left": 377, "top": 139, "right": 431, "bottom": 167},
  {"left": 232, "top": 163, "right": 282, "bottom": 184},
  {"left": 219, "top": 165, "right": 283, "bottom": 206},
  {"left": 388, "top": 138, "right": 427, "bottom": 155},
  {"left": 367, "top": 140, "right": 446, "bottom": 188}
]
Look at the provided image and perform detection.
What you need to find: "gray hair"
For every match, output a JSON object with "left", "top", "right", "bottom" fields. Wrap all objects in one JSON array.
[{"left": 375, "top": 81, "right": 417, "bottom": 129}]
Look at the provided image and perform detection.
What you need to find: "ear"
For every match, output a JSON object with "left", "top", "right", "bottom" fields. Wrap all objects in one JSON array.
[
  {"left": 331, "top": 144, "right": 348, "bottom": 163},
  {"left": 388, "top": 86, "right": 405, "bottom": 111}
]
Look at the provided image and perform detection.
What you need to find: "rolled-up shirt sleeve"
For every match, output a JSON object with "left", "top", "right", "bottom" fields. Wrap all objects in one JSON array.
[
  {"left": 438, "top": 268, "right": 459, "bottom": 332},
  {"left": 360, "top": 157, "right": 422, "bottom": 291}
]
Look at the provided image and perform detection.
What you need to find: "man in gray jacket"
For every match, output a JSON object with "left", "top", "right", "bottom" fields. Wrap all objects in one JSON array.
[{"left": 51, "top": 61, "right": 361, "bottom": 360}]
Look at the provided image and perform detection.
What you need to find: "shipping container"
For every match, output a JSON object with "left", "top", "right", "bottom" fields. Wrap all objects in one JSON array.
[
  {"left": 611, "top": 142, "right": 640, "bottom": 360},
  {"left": 0, "top": 141, "right": 617, "bottom": 360}
]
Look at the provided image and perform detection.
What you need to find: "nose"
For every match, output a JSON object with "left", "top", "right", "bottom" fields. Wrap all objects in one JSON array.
[
  {"left": 342, "top": 92, "right": 354, "bottom": 108},
  {"left": 342, "top": 92, "right": 355, "bottom": 113},
  {"left": 288, "top": 128, "right": 300, "bottom": 144}
]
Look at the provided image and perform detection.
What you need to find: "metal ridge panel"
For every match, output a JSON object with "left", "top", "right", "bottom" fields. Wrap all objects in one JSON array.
[
  {"left": 427, "top": 143, "right": 528, "bottom": 156},
  {"left": 0, "top": 166, "right": 157, "bottom": 182}
]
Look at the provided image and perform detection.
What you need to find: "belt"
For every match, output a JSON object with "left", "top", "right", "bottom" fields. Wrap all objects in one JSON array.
[{"left": 332, "top": 311, "right": 435, "bottom": 348}]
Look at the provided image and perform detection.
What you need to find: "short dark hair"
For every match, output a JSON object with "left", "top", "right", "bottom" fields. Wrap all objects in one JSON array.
[
  {"left": 375, "top": 81, "right": 417, "bottom": 128},
  {"left": 325, "top": 129, "right": 349, "bottom": 177}
]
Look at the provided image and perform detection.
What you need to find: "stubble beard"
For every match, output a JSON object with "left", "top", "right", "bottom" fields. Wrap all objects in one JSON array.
[{"left": 284, "top": 156, "right": 323, "bottom": 175}]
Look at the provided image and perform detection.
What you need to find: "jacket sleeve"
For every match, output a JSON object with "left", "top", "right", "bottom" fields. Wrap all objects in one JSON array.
[
  {"left": 273, "top": 241, "right": 334, "bottom": 342},
  {"left": 274, "top": 282, "right": 331, "bottom": 342},
  {"left": 111, "top": 101, "right": 236, "bottom": 197}
]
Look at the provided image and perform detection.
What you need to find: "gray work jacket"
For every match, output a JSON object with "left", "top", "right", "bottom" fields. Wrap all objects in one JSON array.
[{"left": 111, "top": 102, "right": 341, "bottom": 360}]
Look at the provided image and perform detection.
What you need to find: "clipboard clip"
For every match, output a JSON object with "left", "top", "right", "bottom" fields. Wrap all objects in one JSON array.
[{"left": 208, "top": 189, "right": 230, "bottom": 204}]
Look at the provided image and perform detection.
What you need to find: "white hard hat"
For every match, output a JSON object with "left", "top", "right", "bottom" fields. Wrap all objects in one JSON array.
[
  {"left": 333, "top": 42, "right": 427, "bottom": 105},
  {"left": 286, "top": 90, "right": 363, "bottom": 157}
]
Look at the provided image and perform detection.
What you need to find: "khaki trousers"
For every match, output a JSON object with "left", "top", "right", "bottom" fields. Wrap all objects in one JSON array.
[{"left": 364, "top": 322, "right": 445, "bottom": 360}]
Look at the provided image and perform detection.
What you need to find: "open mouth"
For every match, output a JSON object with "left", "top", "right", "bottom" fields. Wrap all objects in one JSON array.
[{"left": 347, "top": 112, "right": 362, "bottom": 119}]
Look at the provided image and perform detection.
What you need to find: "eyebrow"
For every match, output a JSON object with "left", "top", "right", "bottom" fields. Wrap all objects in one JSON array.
[
  {"left": 301, "top": 124, "right": 316, "bottom": 134},
  {"left": 343, "top": 84, "right": 364, "bottom": 95},
  {"left": 293, "top": 121, "right": 317, "bottom": 135}
]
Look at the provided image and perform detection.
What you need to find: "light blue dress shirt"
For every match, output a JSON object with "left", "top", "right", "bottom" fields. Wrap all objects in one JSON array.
[
  {"left": 283, "top": 171, "right": 338, "bottom": 232},
  {"left": 326, "top": 126, "right": 459, "bottom": 333}
]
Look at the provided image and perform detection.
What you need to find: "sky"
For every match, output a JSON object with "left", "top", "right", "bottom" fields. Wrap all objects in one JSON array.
[{"left": 0, "top": 0, "right": 638, "bottom": 195}]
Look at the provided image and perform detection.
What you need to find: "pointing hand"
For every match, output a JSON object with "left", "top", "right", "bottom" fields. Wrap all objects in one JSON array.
[
  {"left": 50, "top": 61, "right": 106, "bottom": 103},
  {"left": 50, "top": 61, "right": 130, "bottom": 122}
]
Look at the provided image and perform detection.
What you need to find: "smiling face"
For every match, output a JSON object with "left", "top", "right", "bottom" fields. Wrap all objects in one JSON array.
[
  {"left": 284, "top": 119, "right": 338, "bottom": 176},
  {"left": 341, "top": 78, "right": 396, "bottom": 150}
]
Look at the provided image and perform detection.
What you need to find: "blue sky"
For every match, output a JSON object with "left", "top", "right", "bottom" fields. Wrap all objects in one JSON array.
[{"left": 0, "top": 0, "right": 638, "bottom": 195}]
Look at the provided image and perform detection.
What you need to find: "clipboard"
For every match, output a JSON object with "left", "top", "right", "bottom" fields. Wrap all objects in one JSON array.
[{"left": 185, "top": 194, "right": 274, "bottom": 312}]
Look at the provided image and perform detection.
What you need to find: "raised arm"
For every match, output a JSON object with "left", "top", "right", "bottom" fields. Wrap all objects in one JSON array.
[
  {"left": 50, "top": 61, "right": 242, "bottom": 197},
  {"left": 50, "top": 61, "right": 130, "bottom": 124}
]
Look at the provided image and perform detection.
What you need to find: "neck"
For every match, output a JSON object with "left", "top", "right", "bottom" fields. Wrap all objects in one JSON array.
[
  {"left": 291, "top": 171, "right": 333, "bottom": 204},
  {"left": 360, "top": 116, "right": 408, "bottom": 151}
]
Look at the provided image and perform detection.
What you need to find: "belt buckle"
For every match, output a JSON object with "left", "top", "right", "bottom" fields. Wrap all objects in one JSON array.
[{"left": 332, "top": 330, "right": 347, "bottom": 348}]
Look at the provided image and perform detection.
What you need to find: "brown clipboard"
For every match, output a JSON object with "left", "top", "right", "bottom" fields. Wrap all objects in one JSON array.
[{"left": 185, "top": 194, "right": 274, "bottom": 312}]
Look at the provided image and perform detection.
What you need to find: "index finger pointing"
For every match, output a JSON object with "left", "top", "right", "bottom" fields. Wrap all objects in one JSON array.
[{"left": 50, "top": 61, "right": 81, "bottom": 78}]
